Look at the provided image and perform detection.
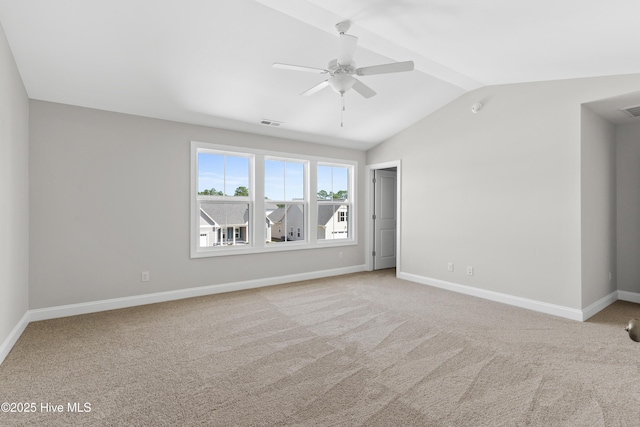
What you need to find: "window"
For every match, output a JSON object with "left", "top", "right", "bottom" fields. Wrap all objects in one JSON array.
[
  {"left": 196, "top": 151, "right": 252, "bottom": 248},
  {"left": 317, "top": 164, "right": 352, "bottom": 240},
  {"left": 191, "top": 141, "right": 356, "bottom": 257},
  {"left": 265, "top": 159, "right": 306, "bottom": 244}
]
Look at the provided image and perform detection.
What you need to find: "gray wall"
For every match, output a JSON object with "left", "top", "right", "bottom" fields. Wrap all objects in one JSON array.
[
  {"left": 368, "top": 74, "right": 640, "bottom": 310},
  {"left": 616, "top": 122, "right": 640, "bottom": 294},
  {"left": 580, "top": 106, "right": 616, "bottom": 307},
  {"left": 29, "top": 101, "right": 366, "bottom": 309},
  {"left": 0, "top": 23, "right": 29, "bottom": 347}
]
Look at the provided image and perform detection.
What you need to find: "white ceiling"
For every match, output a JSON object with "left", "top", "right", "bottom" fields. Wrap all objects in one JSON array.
[{"left": 1, "top": 0, "right": 640, "bottom": 150}]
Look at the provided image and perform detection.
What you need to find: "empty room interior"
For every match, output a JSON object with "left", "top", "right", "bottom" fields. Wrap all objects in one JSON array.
[{"left": 4, "top": 1, "right": 640, "bottom": 425}]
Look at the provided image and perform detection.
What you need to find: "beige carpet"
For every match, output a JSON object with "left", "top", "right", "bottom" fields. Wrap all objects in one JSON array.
[{"left": 2, "top": 269, "right": 640, "bottom": 426}]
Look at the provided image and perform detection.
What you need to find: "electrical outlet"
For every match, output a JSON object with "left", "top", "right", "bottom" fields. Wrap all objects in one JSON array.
[
  {"left": 141, "top": 271, "right": 150, "bottom": 282},
  {"left": 447, "top": 262, "right": 454, "bottom": 272},
  {"left": 466, "top": 266, "right": 473, "bottom": 276}
]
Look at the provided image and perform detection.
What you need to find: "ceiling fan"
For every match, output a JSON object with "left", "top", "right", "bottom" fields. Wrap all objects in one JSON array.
[{"left": 273, "top": 21, "right": 414, "bottom": 100}]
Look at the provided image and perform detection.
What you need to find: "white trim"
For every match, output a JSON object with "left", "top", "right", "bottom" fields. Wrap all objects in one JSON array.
[
  {"left": 3, "top": 269, "right": 628, "bottom": 366},
  {"left": 29, "top": 265, "right": 366, "bottom": 322},
  {"left": 2, "top": 266, "right": 366, "bottom": 365},
  {"left": 618, "top": 290, "right": 640, "bottom": 304},
  {"left": 398, "top": 272, "right": 585, "bottom": 321},
  {"left": 366, "top": 160, "right": 402, "bottom": 272},
  {"left": 0, "top": 311, "right": 30, "bottom": 366},
  {"left": 581, "top": 291, "right": 618, "bottom": 321}
]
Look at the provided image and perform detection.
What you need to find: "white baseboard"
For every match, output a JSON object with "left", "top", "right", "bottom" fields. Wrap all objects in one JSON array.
[
  {"left": 581, "top": 291, "right": 619, "bottom": 321},
  {"left": 2, "top": 265, "right": 365, "bottom": 366},
  {"left": 397, "top": 272, "right": 585, "bottom": 321},
  {"left": 0, "top": 311, "right": 30, "bottom": 366},
  {"left": 29, "top": 265, "right": 367, "bottom": 322},
  {"left": 2, "top": 266, "right": 631, "bottom": 367},
  {"left": 618, "top": 290, "right": 640, "bottom": 304}
]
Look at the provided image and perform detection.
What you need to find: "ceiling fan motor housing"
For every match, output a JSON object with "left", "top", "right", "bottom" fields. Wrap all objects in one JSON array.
[{"left": 328, "top": 59, "right": 356, "bottom": 75}]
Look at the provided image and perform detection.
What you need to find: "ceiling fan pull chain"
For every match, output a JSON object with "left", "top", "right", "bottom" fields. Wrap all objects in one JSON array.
[{"left": 341, "top": 92, "right": 345, "bottom": 127}]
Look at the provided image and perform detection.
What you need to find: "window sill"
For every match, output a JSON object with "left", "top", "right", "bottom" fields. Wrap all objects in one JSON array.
[{"left": 191, "top": 239, "right": 357, "bottom": 258}]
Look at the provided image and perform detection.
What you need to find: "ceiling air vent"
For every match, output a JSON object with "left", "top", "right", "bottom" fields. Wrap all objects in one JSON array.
[
  {"left": 260, "top": 119, "right": 283, "bottom": 127},
  {"left": 620, "top": 105, "right": 640, "bottom": 118}
]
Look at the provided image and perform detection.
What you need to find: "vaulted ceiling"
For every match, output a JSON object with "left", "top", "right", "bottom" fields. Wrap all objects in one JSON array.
[{"left": 1, "top": 0, "right": 639, "bottom": 150}]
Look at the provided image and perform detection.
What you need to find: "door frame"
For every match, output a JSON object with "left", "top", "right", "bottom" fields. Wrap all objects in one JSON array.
[{"left": 366, "top": 160, "right": 402, "bottom": 272}]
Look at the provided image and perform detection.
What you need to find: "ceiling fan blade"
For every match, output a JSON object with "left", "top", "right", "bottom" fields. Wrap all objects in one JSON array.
[
  {"left": 337, "top": 34, "right": 358, "bottom": 66},
  {"left": 301, "top": 80, "right": 329, "bottom": 96},
  {"left": 356, "top": 60, "right": 414, "bottom": 76},
  {"left": 273, "top": 63, "right": 329, "bottom": 74},
  {"left": 352, "top": 79, "right": 376, "bottom": 98}
]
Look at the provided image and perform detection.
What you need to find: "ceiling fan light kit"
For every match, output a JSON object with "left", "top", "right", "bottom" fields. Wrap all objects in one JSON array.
[
  {"left": 328, "top": 73, "right": 356, "bottom": 94},
  {"left": 273, "top": 20, "right": 414, "bottom": 126}
]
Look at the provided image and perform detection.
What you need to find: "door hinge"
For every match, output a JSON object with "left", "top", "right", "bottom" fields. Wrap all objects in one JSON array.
[
  {"left": 372, "top": 177, "right": 376, "bottom": 184},
  {"left": 372, "top": 214, "right": 376, "bottom": 220},
  {"left": 372, "top": 251, "right": 376, "bottom": 257}
]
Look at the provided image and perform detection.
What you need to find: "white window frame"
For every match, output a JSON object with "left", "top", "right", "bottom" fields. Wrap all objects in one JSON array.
[
  {"left": 316, "top": 162, "right": 355, "bottom": 244},
  {"left": 264, "top": 156, "right": 308, "bottom": 246},
  {"left": 193, "top": 146, "right": 253, "bottom": 255},
  {"left": 191, "top": 141, "right": 357, "bottom": 258}
]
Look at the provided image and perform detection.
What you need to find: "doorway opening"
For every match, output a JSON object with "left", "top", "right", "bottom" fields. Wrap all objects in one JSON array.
[{"left": 368, "top": 161, "right": 401, "bottom": 271}]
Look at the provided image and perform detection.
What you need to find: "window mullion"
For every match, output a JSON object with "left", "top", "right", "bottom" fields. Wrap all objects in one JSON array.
[
  {"left": 309, "top": 160, "right": 317, "bottom": 245},
  {"left": 253, "top": 154, "right": 264, "bottom": 249},
  {"left": 283, "top": 161, "right": 287, "bottom": 201},
  {"left": 331, "top": 166, "right": 334, "bottom": 200},
  {"left": 223, "top": 155, "right": 227, "bottom": 197}
]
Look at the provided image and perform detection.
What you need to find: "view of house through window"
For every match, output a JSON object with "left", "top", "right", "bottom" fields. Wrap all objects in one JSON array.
[
  {"left": 317, "top": 165, "right": 351, "bottom": 240},
  {"left": 192, "top": 142, "right": 356, "bottom": 257},
  {"left": 197, "top": 152, "right": 251, "bottom": 247},
  {"left": 264, "top": 159, "right": 306, "bottom": 243}
]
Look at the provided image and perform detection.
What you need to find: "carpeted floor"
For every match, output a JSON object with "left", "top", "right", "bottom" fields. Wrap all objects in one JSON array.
[{"left": 1, "top": 269, "right": 640, "bottom": 426}]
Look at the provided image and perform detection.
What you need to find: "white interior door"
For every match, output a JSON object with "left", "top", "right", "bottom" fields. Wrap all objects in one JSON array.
[{"left": 374, "top": 169, "right": 397, "bottom": 270}]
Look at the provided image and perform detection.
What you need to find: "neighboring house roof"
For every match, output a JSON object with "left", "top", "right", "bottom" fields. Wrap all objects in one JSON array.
[
  {"left": 200, "top": 203, "right": 249, "bottom": 226},
  {"left": 317, "top": 205, "right": 337, "bottom": 227},
  {"left": 201, "top": 203, "right": 343, "bottom": 227},
  {"left": 267, "top": 207, "right": 286, "bottom": 223},
  {"left": 265, "top": 202, "right": 279, "bottom": 211},
  {"left": 200, "top": 212, "right": 215, "bottom": 226},
  {"left": 268, "top": 205, "right": 306, "bottom": 224}
]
